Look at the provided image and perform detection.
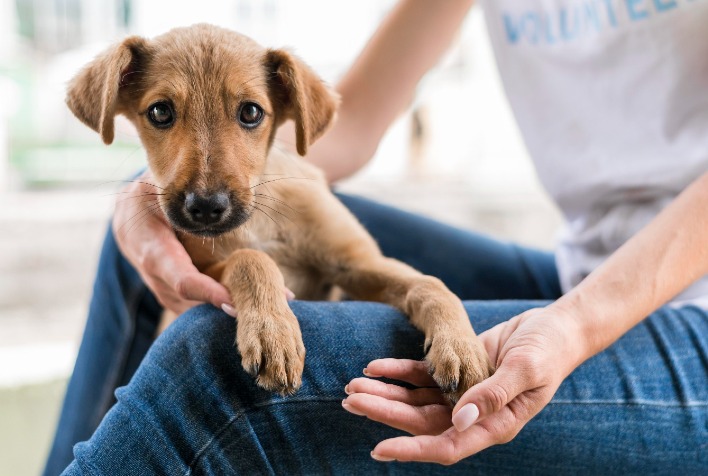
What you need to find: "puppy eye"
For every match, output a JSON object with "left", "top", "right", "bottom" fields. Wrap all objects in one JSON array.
[
  {"left": 147, "top": 102, "right": 175, "bottom": 128},
  {"left": 238, "top": 102, "right": 264, "bottom": 128}
]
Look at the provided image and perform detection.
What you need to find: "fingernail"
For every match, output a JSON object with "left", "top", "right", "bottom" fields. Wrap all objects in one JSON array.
[
  {"left": 285, "top": 289, "right": 296, "bottom": 300},
  {"left": 344, "top": 384, "right": 352, "bottom": 395},
  {"left": 371, "top": 452, "right": 395, "bottom": 462},
  {"left": 363, "top": 368, "right": 381, "bottom": 377},
  {"left": 221, "top": 303, "right": 238, "bottom": 317},
  {"left": 341, "top": 400, "right": 366, "bottom": 416},
  {"left": 452, "top": 403, "right": 479, "bottom": 432}
]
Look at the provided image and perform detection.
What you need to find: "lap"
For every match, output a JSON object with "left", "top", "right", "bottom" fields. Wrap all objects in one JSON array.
[{"left": 64, "top": 301, "right": 708, "bottom": 475}]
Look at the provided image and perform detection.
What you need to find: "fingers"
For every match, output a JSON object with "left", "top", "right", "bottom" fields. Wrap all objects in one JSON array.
[
  {"left": 342, "top": 392, "right": 452, "bottom": 436},
  {"left": 372, "top": 433, "right": 458, "bottom": 464},
  {"left": 137, "top": 232, "right": 228, "bottom": 312},
  {"left": 156, "top": 260, "right": 231, "bottom": 312},
  {"left": 345, "top": 370, "right": 519, "bottom": 463},
  {"left": 371, "top": 403, "right": 528, "bottom": 464},
  {"left": 346, "top": 378, "right": 447, "bottom": 406},
  {"left": 363, "top": 354, "right": 537, "bottom": 464},
  {"left": 451, "top": 355, "right": 531, "bottom": 431},
  {"left": 364, "top": 359, "right": 437, "bottom": 387},
  {"left": 342, "top": 372, "right": 450, "bottom": 437},
  {"left": 147, "top": 277, "right": 203, "bottom": 315},
  {"left": 364, "top": 313, "right": 566, "bottom": 464},
  {"left": 171, "top": 272, "right": 232, "bottom": 308},
  {"left": 371, "top": 423, "right": 497, "bottom": 465}
]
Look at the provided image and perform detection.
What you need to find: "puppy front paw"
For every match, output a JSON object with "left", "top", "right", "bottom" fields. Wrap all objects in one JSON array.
[
  {"left": 425, "top": 329, "right": 493, "bottom": 405},
  {"left": 236, "top": 308, "right": 306, "bottom": 395}
]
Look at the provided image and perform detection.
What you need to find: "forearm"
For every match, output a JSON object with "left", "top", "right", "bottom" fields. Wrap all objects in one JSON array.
[
  {"left": 279, "top": 0, "right": 475, "bottom": 182},
  {"left": 553, "top": 172, "right": 708, "bottom": 367}
]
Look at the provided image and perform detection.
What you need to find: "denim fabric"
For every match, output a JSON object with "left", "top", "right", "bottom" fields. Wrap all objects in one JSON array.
[
  {"left": 62, "top": 302, "right": 708, "bottom": 475},
  {"left": 46, "top": 194, "right": 708, "bottom": 475},
  {"left": 44, "top": 230, "right": 162, "bottom": 474}
]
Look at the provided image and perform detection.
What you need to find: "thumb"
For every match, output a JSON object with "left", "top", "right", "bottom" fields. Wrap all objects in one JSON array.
[
  {"left": 450, "top": 360, "right": 528, "bottom": 432},
  {"left": 154, "top": 241, "right": 231, "bottom": 308},
  {"left": 172, "top": 271, "right": 232, "bottom": 309}
]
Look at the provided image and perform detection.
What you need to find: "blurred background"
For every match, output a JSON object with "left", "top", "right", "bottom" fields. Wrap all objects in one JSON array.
[{"left": 0, "top": 0, "right": 563, "bottom": 474}]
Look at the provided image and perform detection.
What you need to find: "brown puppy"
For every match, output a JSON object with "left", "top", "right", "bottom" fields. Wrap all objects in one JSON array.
[{"left": 66, "top": 24, "right": 493, "bottom": 403}]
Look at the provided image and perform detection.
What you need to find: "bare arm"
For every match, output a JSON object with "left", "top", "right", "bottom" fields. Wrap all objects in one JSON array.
[
  {"left": 279, "top": 0, "right": 475, "bottom": 182},
  {"left": 557, "top": 171, "right": 708, "bottom": 361}
]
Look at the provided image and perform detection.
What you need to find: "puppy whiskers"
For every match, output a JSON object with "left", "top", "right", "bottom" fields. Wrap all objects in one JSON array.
[
  {"left": 253, "top": 193, "right": 299, "bottom": 214},
  {"left": 97, "top": 179, "right": 167, "bottom": 191},
  {"left": 129, "top": 203, "right": 166, "bottom": 235},
  {"left": 250, "top": 204, "right": 280, "bottom": 230},
  {"left": 119, "top": 201, "right": 163, "bottom": 237},
  {"left": 250, "top": 176, "right": 315, "bottom": 189}
]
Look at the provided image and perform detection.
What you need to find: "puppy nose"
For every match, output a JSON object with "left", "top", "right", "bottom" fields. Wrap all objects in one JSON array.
[{"left": 184, "top": 192, "right": 230, "bottom": 225}]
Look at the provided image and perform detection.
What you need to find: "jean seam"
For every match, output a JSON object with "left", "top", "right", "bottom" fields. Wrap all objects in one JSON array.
[
  {"left": 186, "top": 397, "right": 344, "bottom": 475},
  {"left": 250, "top": 395, "right": 345, "bottom": 411},
  {"left": 254, "top": 397, "right": 708, "bottom": 409},
  {"left": 186, "top": 395, "right": 708, "bottom": 473},
  {"left": 185, "top": 413, "right": 243, "bottom": 476},
  {"left": 549, "top": 400, "right": 708, "bottom": 407}
]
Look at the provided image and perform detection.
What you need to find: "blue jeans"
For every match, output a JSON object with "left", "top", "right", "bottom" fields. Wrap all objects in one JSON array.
[{"left": 46, "top": 195, "right": 708, "bottom": 475}]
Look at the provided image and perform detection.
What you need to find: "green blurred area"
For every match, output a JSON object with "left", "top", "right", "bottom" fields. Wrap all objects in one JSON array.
[
  {"left": 1, "top": 60, "right": 145, "bottom": 187},
  {"left": 1, "top": 57, "right": 144, "bottom": 187},
  {"left": 12, "top": 143, "right": 145, "bottom": 187},
  {"left": 1, "top": 0, "right": 141, "bottom": 189},
  {"left": 0, "top": 380, "right": 67, "bottom": 476}
]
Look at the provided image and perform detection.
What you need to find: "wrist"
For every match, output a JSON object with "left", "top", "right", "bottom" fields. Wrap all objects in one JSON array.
[{"left": 542, "top": 297, "right": 598, "bottom": 376}]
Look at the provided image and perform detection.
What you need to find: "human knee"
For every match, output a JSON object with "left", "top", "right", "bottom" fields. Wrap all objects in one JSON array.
[{"left": 153, "top": 304, "right": 236, "bottom": 362}]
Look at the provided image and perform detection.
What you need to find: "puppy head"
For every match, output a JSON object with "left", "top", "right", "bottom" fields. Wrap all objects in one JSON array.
[{"left": 67, "top": 24, "right": 338, "bottom": 236}]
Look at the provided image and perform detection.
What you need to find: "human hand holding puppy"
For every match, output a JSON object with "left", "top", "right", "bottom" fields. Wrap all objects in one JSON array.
[
  {"left": 113, "top": 172, "right": 294, "bottom": 315},
  {"left": 113, "top": 173, "right": 231, "bottom": 314}
]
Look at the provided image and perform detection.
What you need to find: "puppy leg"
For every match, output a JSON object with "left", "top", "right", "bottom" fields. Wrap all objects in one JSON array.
[
  {"left": 221, "top": 249, "right": 306, "bottom": 395},
  {"left": 297, "top": 192, "right": 492, "bottom": 403},
  {"left": 333, "top": 257, "right": 493, "bottom": 403}
]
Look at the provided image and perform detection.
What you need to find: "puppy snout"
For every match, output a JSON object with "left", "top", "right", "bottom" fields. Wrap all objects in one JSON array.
[
  {"left": 166, "top": 188, "right": 250, "bottom": 236},
  {"left": 185, "top": 191, "right": 230, "bottom": 225}
]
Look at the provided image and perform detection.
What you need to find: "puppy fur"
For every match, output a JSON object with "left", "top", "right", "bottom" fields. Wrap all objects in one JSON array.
[{"left": 66, "top": 24, "right": 493, "bottom": 403}]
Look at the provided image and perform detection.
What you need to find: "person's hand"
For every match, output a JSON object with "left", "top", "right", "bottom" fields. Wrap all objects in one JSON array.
[
  {"left": 341, "top": 306, "right": 588, "bottom": 465},
  {"left": 112, "top": 173, "right": 233, "bottom": 314}
]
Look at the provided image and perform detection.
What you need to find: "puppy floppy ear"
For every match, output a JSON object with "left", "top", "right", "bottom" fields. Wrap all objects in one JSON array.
[
  {"left": 265, "top": 49, "right": 339, "bottom": 156},
  {"left": 66, "top": 36, "right": 148, "bottom": 145}
]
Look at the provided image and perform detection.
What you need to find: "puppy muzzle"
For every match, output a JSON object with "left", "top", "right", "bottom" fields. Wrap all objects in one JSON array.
[{"left": 167, "top": 190, "right": 251, "bottom": 237}]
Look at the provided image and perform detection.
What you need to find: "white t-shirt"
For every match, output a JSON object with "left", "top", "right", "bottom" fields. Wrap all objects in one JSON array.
[{"left": 479, "top": 0, "right": 708, "bottom": 307}]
